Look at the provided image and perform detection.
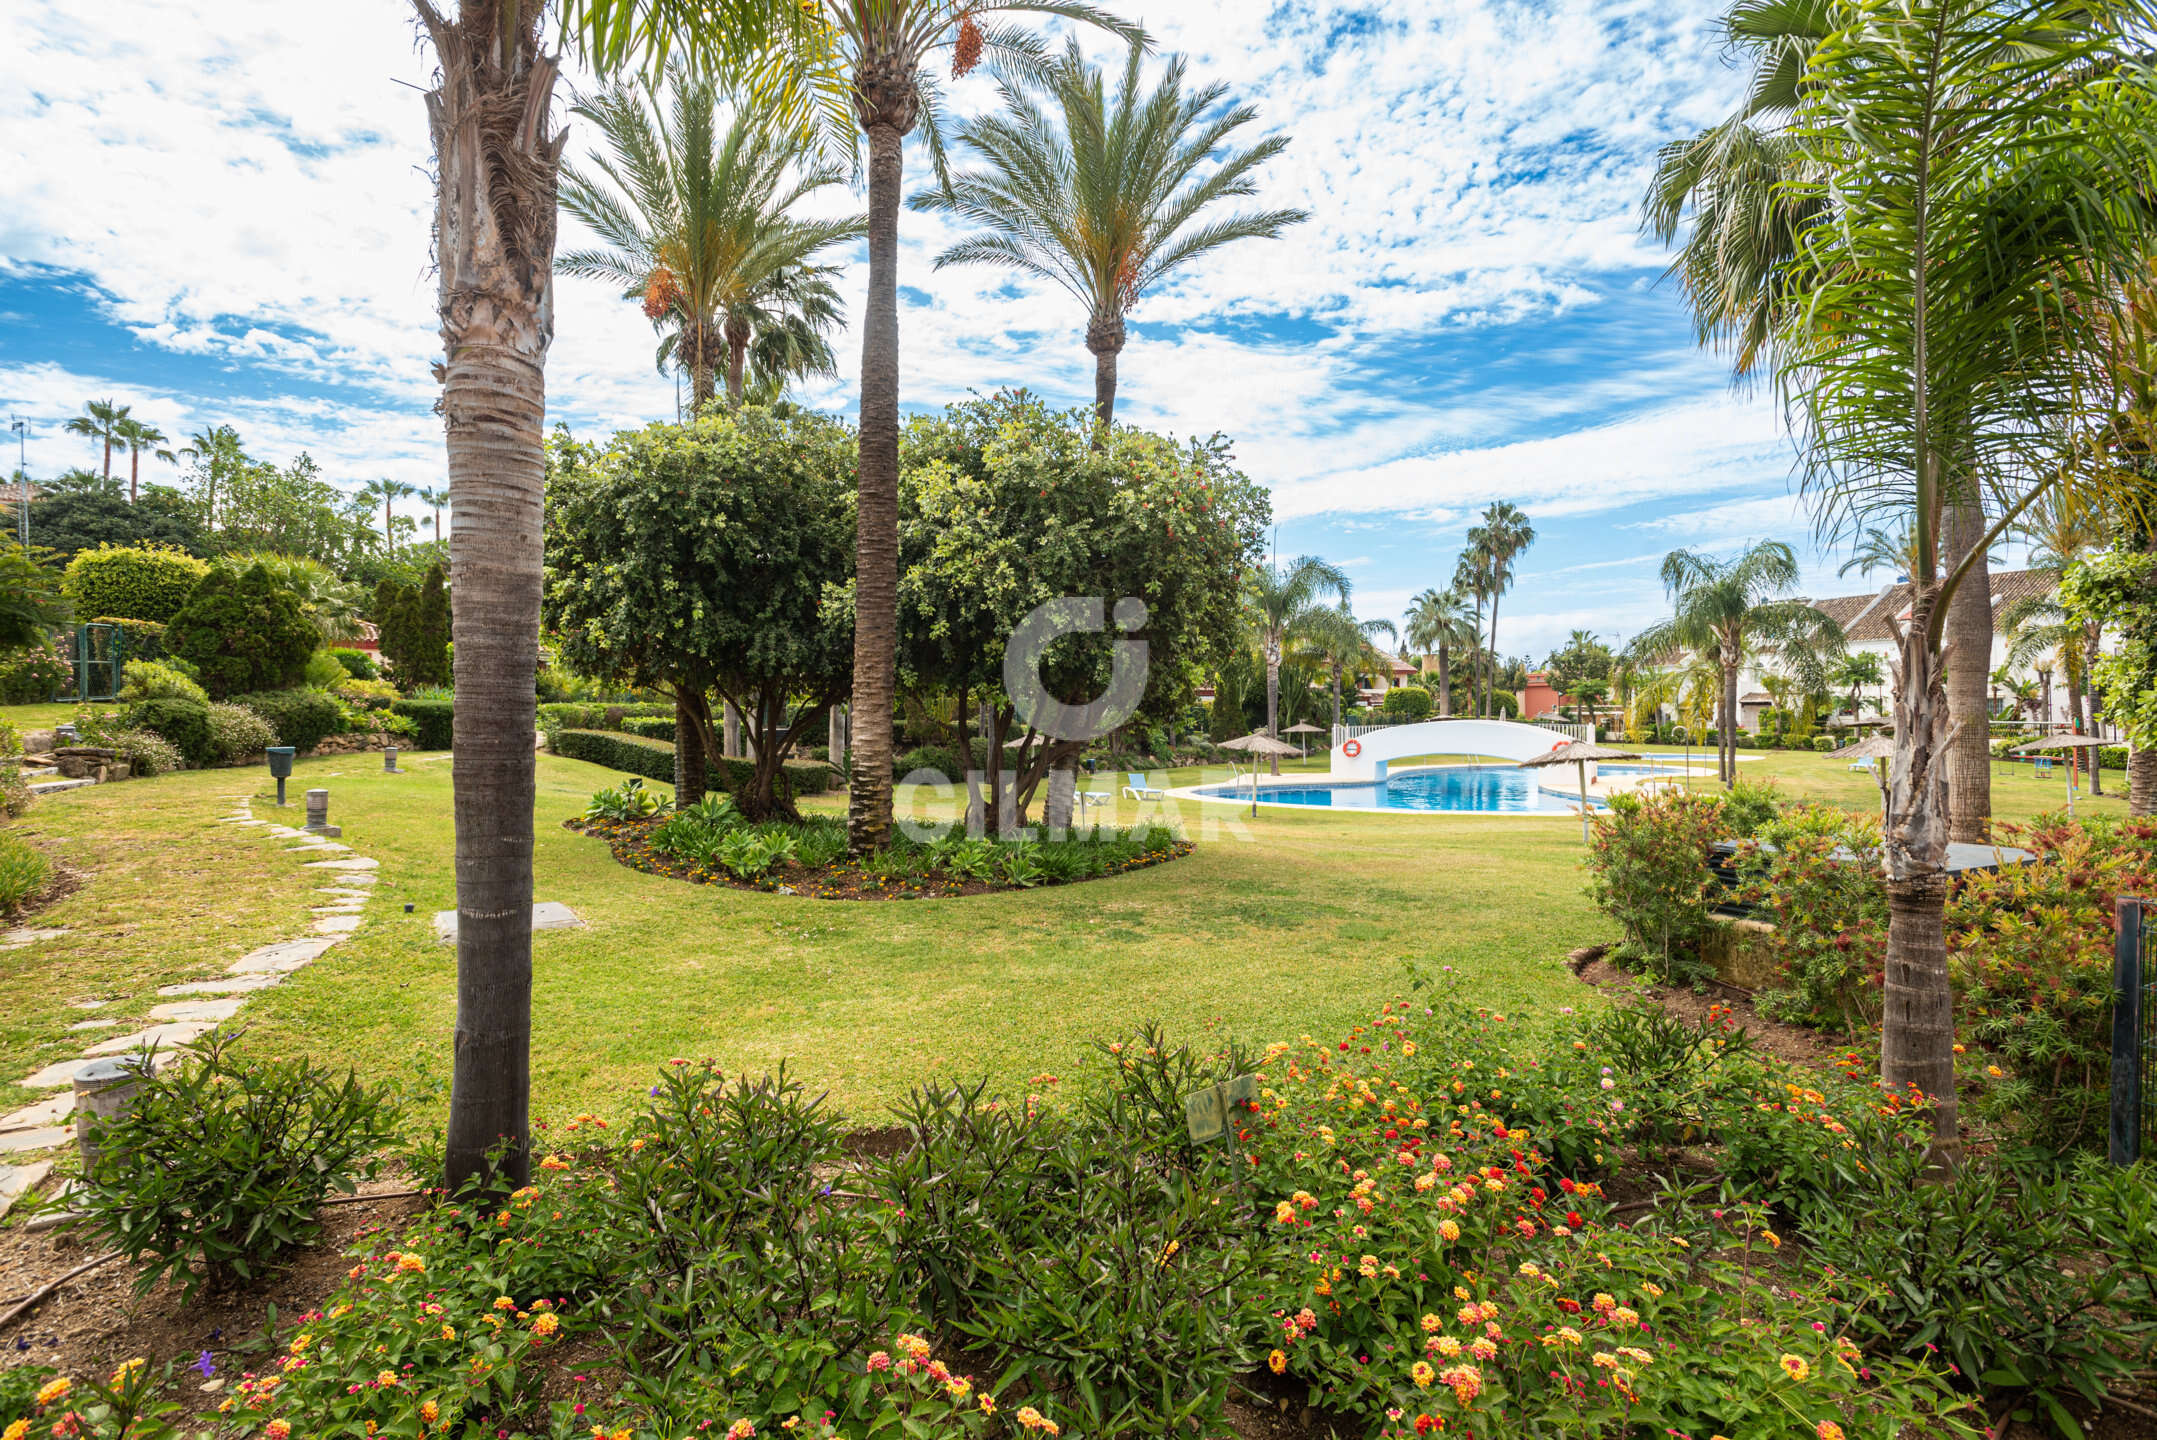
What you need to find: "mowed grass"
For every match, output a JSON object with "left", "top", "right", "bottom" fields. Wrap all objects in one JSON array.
[{"left": 0, "top": 735, "right": 2119, "bottom": 1127}]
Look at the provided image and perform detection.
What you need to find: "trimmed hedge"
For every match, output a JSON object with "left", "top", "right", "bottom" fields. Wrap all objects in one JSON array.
[
  {"left": 230, "top": 689, "right": 346, "bottom": 753},
  {"left": 535, "top": 701, "right": 672, "bottom": 734},
  {"left": 620, "top": 714, "right": 676, "bottom": 740},
  {"left": 124, "top": 696, "right": 215, "bottom": 768},
  {"left": 551, "top": 728, "right": 832, "bottom": 796},
  {"left": 62, "top": 544, "right": 210, "bottom": 623},
  {"left": 391, "top": 698, "right": 454, "bottom": 750},
  {"left": 327, "top": 647, "right": 379, "bottom": 680}
]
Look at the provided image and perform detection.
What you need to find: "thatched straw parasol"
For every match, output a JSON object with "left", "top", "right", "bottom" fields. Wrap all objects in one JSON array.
[
  {"left": 1837, "top": 734, "right": 1896, "bottom": 823},
  {"left": 1283, "top": 721, "right": 1324, "bottom": 758},
  {"left": 2012, "top": 733, "right": 2114, "bottom": 817},
  {"left": 1518, "top": 740, "right": 1643, "bottom": 841},
  {"left": 1218, "top": 732, "right": 1303, "bottom": 815}
]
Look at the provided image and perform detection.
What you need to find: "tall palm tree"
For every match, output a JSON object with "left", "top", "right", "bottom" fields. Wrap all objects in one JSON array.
[
  {"left": 1835, "top": 519, "right": 1918, "bottom": 581},
  {"left": 111, "top": 418, "right": 172, "bottom": 504},
  {"left": 1622, "top": 541, "right": 1844, "bottom": 787},
  {"left": 912, "top": 37, "right": 1306, "bottom": 426},
  {"left": 362, "top": 478, "right": 418, "bottom": 556},
  {"left": 754, "top": 1, "right": 1144, "bottom": 856},
  {"left": 1402, "top": 586, "right": 1476, "bottom": 718},
  {"left": 417, "top": 486, "right": 451, "bottom": 546},
  {"left": 1832, "top": 649, "right": 1885, "bottom": 718},
  {"left": 1474, "top": 502, "right": 1535, "bottom": 718},
  {"left": 1249, "top": 554, "right": 1350, "bottom": 774},
  {"left": 1452, "top": 539, "right": 1490, "bottom": 718},
  {"left": 1298, "top": 605, "right": 1397, "bottom": 732},
  {"left": 556, "top": 71, "right": 863, "bottom": 409},
  {"left": 733, "top": 263, "right": 849, "bottom": 400},
  {"left": 176, "top": 423, "right": 244, "bottom": 531},
  {"left": 64, "top": 399, "right": 130, "bottom": 484}
]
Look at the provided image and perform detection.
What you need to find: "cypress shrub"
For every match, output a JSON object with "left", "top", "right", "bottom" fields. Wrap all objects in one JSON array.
[{"left": 166, "top": 565, "right": 318, "bottom": 698}]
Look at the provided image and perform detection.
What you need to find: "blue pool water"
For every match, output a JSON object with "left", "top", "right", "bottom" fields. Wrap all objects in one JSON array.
[{"left": 1194, "top": 764, "right": 1688, "bottom": 815}]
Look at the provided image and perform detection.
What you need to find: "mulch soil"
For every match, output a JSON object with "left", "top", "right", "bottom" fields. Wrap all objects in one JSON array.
[{"left": 565, "top": 815, "right": 1193, "bottom": 900}]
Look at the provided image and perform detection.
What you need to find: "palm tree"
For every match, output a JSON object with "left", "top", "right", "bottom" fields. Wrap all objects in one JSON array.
[
  {"left": 1402, "top": 586, "right": 1476, "bottom": 718},
  {"left": 1474, "top": 502, "right": 1535, "bottom": 718},
  {"left": 1451, "top": 540, "right": 1490, "bottom": 718},
  {"left": 224, "top": 551, "right": 367, "bottom": 644},
  {"left": 912, "top": 38, "right": 1306, "bottom": 427},
  {"left": 1298, "top": 605, "right": 1397, "bottom": 732},
  {"left": 64, "top": 399, "right": 129, "bottom": 484},
  {"left": 1836, "top": 520, "right": 1917, "bottom": 581},
  {"left": 111, "top": 418, "right": 171, "bottom": 504},
  {"left": 0, "top": 546, "right": 71, "bottom": 650},
  {"left": 734, "top": 263, "right": 848, "bottom": 401},
  {"left": 175, "top": 424, "right": 244, "bottom": 530},
  {"left": 1623, "top": 541, "right": 1843, "bottom": 788},
  {"left": 361, "top": 478, "right": 417, "bottom": 556},
  {"left": 746, "top": 1, "right": 1145, "bottom": 856},
  {"left": 1832, "top": 650, "right": 1885, "bottom": 719},
  {"left": 1249, "top": 555, "right": 1350, "bottom": 773},
  {"left": 556, "top": 71, "right": 863, "bottom": 409},
  {"left": 417, "top": 486, "right": 451, "bottom": 545}
]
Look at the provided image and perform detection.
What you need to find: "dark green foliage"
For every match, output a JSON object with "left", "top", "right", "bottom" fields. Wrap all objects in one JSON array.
[
  {"left": 552, "top": 728, "right": 832, "bottom": 796},
  {"left": 390, "top": 697, "right": 454, "bottom": 750},
  {"left": 620, "top": 714, "right": 676, "bottom": 740},
  {"left": 1379, "top": 684, "right": 1431, "bottom": 720},
  {"left": 373, "top": 564, "right": 451, "bottom": 691},
  {"left": 0, "top": 830, "right": 50, "bottom": 913},
  {"left": 92, "top": 616, "right": 167, "bottom": 660},
  {"left": 60, "top": 543, "right": 209, "bottom": 623},
  {"left": 166, "top": 563, "right": 319, "bottom": 697},
  {"left": 24, "top": 488, "right": 208, "bottom": 558},
  {"left": 74, "top": 1031, "right": 402, "bottom": 1303},
  {"left": 0, "top": 545, "right": 70, "bottom": 651},
  {"left": 229, "top": 688, "right": 346, "bottom": 753},
  {"left": 326, "top": 646, "right": 378, "bottom": 680},
  {"left": 122, "top": 696, "right": 215, "bottom": 768}
]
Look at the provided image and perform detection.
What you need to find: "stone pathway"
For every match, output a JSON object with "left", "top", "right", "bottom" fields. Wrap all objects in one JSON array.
[{"left": 1, "top": 791, "right": 385, "bottom": 1181}]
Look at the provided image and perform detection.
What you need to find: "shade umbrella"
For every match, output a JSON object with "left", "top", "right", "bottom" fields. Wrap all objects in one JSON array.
[
  {"left": 1284, "top": 721, "right": 1323, "bottom": 760},
  {"left": 1836, "top": 733, "right": 1897, "bottom": 827},
  {"left": 1218, "top": 732, "right": 1303, "bottom": 816},
  {"left": 1518, "top": 740, "right": 1643, "bottom": 842},
  {"left": 2012, "top": 734, "right": 2112, "bottom": 818}
]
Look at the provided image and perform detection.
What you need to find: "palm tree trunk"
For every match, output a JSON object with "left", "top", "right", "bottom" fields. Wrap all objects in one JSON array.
[
  {"left": 1330, "top": 666, "right": 1341, "bottom": 730},
  {"left": 1721, "top": 661, "right": 1738, "bottom": 787},
  {"left": 724, "top": 315, "right": 750, "bottom": 407},
  {"left": 129, "top": 447, "right": 139, "bottom": 504},
  {"left": 1468, "top": 598, "right": 1484, "bottom": 716},
  {"left": 2129, "top": 745, "right": 2157, "bottom": 816},
  {"left": 102, "top": 435, "right": 112, "bottom": 482},
  {"left": 1485, "top": 596, "right": 1503, "bottom": 718},
  {"left": 2083, "top": 662, "right": 2104, "bottom": 797},
  {"left": 847, "top": 120, "right": 904, "bottom": 855},
  {"left": 1881, "top": 592, "right": 1961, "bottom": 1165},
  {"left": 1086, "top": 312, "right": 1125, "bottom": 432},
  {"left": 1436, "top": 642, "right": 1451, "bottom": 717},
  {"left": 1943, "top": 498, "right": 1993, "bottom": 843},
  {"left": 418, "top": 0, "right": 562, "bottom": 1197},
  {"left": 1264, "top": 632, "right": 1282, "bottom": 776}
]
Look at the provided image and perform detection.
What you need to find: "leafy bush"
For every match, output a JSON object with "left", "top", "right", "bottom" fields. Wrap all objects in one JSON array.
[
  {"left": 620, "top": 713, "right": 676, "bottom": 740},
  {"left": 61, "top": 543, "right": 209, "bottom": 622},
  {"left": 583, "top": 777, "right": 671, "bottom": 822},
  {"left": 204, "top": 701, "right": 277, "bottom": 765},
  {"left": 166, "top": 563, "right": 319, "bottom": 697},
  {"left": 1720, "top": 775, "right": 1782, "bottom": 835},
  {"left": 121, "top": 695, "right": 214, "bottom": 767},
  {"left": 1584, "top": 790, "right": 1729, "bottom": 983},
  {"left": 231, "top": 688, "right": 346, "bottom": 752},
  {"left": 391, "top": 696, "right": 454, "bottom": 750},
  {"left": 1738, "top": 806, "right": 1889, "bottom": 1030},
  {"left": 0, "top": 640, "right": 72, "bottom": 704},
  {"left": 303, "top": 649, "right": 348, "bottom": 688},
  {"left": 335, "top": 675, "right": 399, "bottom": 709},
  {"left": 118, "top": 658, "right": 208, "bottom": 706},
  {"left": 102, "top": 727, "right": 185, "bottom": 779},
  {"left": 91, "top": 615, "right": 168, "bottom": 661},
  {"left": 896, "top": 744, "right": 966, "bottom": 781},
  {"left": 75, "top": 1032, "right": 402, "bottom": 1303},
  {"left": 0, "top": 829, "right": 50, "bottom": 912},
  {"left": 551, "top": 726, "right": 832, "bottom": 797},
  {"left": 326, "top": 646, "right": 378, "bottom": 680},
  {"left": 1381, "top": 685, "right": 1433, "bottom": 720}
]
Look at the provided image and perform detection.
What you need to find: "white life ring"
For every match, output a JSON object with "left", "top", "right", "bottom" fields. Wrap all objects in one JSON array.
[{"left": 1341, "top": 739, "right": 1362, "bottom": 758}]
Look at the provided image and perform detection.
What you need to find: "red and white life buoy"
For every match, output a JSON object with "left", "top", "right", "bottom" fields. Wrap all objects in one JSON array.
[
  {"left": 1341, "top": 739, "right": 1362, "bottom": 758},
  {"left": 1551, "top": 740, "right": 1567, "bottom": 751}
]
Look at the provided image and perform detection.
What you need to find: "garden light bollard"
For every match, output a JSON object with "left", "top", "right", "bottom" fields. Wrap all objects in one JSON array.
[
  {"left": 73, "top": 1056, "right": 147, "bottom": 1174},
  {"left": 266, "top": 746, "right": 295, "bottom": 806},
  {"left": 383, "top": 745, "right": 402, "bottom": 774},
  {"left": 2111, "top": 895, "right": 2151, "bottom": 1167},
  {"left": 304, "top": 788, "right": 341, "bottom": 838}
]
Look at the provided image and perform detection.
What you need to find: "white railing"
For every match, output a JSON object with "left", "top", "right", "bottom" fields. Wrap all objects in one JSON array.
[
  {"left": 1330, "top": 717, "right": 1594, "bottom": 748},
  {"left": 1529, "top": 719, "right": 1595, "bottom": 744}
]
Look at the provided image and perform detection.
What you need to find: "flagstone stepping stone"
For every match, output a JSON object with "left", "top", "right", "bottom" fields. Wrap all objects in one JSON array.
[
  {"left": 67, "top": 998, "right": 109, "bottom": 1010},
  {"left": 20, "top": 1058, "right": 93, "bottom": 1089},
  {"left": 157, "top": 973, "right": 284, "bottom": 997},
  {"left": 318, "top": 886, "right": 372, "bottom": 897},
  {"left": 306, "top": 857, "right": 379, "bottom": 871},
  {"left": 228, "top": 937, "right": 339, "bottom": 974},
  {"left": 312, "top": 915, "right": 364, "bottom": 935},
  {"left": 433, "top": 902, "right": 582, "bottom": 943},
  {"left": 67, "top": 1019, "right": 120, "bottom": 1031},
  {"left": 0, "top": 1161, "right": 53, "bottom": 1221},
  {"left": 0, "top": 1126, "right": 72, "bottom": 1155},
  {"left": 288, "top": 842, "right": 351, "bottom": 853},
  {"left": 29, "top": 778, "right": 94, "bottom": 794},
  {"left": 312, "top": 903, "right": 365, "bottom": 916},
  {"left": 147, "top": 997, "right": 248, "bottom": 1023},
  {"left": 0, "top": 1095, "right": 74, "bottom": 1132},
  {"left": 266, "top": 825, "right": 306, "bottom": 837},
  {"left": 84, "top": 1021, "right": 215, "bottom": 1056},
  {"left": 0, "top": 928, "right": 68, "bottom": 949}
]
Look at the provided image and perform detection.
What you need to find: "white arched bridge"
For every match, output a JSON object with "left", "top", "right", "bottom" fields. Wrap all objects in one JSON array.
[{"left": 1327, "top": 718, "right": 1593, "bottom": 781}]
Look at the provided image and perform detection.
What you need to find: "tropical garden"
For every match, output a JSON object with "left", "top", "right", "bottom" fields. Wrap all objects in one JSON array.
[{"left": 5, "top": 1, "right": 2157, "bottom": 1439}]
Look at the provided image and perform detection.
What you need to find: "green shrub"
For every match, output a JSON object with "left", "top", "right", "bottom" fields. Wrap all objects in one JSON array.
[
  {"left": 1721, "top": 776, "right": 1782, "bottom": 835},
  {"left": 122, "top": 696, "right": 214, "bottom": 767},
  {"left": 166, "top": 563, "right": 319, "bottom": 697},
  {"left": 1584, "top": 790, "right": 1729, "bottom": 984},
  {"left": 1738, "top": 807, "right": 1889, "bottom": 1031},
  {"left": 325, "top": 646, "right": 378, "bottom": 680},
  {"left": 335, "top": 676, "right": 399, "bottom": 710},
  {"left": 1814, "top": 735, "right": 1837, "bottom": 752},
  {"left": 230, "top": 688, "right": 346, "bottom": 752},
  {"left": 103, "top": 727, "right": 185, "bottom": 779},
  {"left": 537, "top": 701, "right": 606, "bottom": 734},
  {"left": 0, "top": 766, "right": 26, "bottom": 818},
  {"left": 0, "top": 829, "right": 49, "bottom": 912},
  {"left": 390, "top": 697, "right": 453, "bottom": 750},
  {"left": 205, "top": 702, "right": 277, "bottom": 765},
  {"left": 91, "top": 615, "right": 167, "bottom": 661},
  {"left": 75, "top": 1032, "right": 401, "bottom": 1304},
  {"left": 896, "top": 744, "right": 965, "bottom": 780},
  {"left": 1380, "top": 685, "right": 1432, "bottom": 720},
  {"left": 552, "top": 727, "right": 830, "bottom": 796},
  {"left": 302, "top": 649, "right": 348, "bottom": 688},
  {"left": 620, "top": 713, "right": 676, "bottom": 740},
  {"left": 0, "top": 640, "right": 72, "bottom": 704},
  {"left": 119, "top": 658, "right": 208, "bottom": 706},
  {"left": 61, "top": 543, "right": 210, "bottom": 623}
]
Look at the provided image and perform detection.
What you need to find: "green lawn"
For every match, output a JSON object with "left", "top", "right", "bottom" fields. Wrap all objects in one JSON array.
[
  {"left": 1, "top": 741, "right": 2122, "bottom": 1130},
  {"left": 1, "top": 701, "right": 101, "bottom": 733}
]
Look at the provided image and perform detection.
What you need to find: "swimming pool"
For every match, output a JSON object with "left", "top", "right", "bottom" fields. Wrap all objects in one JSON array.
[{"left": 1190, "top": 764, "right": 1691, "bottom": 815}]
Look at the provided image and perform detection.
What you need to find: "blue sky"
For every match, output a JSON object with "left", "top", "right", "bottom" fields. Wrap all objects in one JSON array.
[{"left": 0, "top": 0, "right": 1904, "bottom": 660}]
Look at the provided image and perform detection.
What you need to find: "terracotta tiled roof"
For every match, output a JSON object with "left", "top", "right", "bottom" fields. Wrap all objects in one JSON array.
[{"left": 1810, "top": 569, "right": 2055, "bottom": 644}]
